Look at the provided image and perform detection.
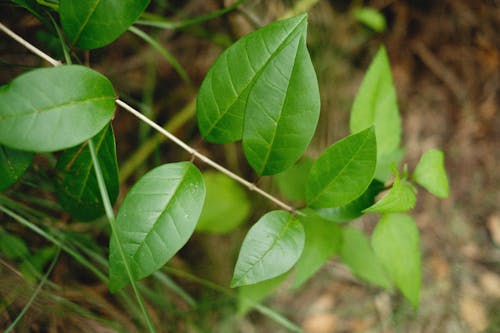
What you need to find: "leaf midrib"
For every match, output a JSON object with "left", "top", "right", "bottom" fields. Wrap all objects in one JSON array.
[{"left": 71, "top": 0, "right": 102, "bottom": 45}]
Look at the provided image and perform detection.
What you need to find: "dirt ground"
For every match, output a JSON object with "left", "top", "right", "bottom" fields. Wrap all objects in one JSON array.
[{"left": 0, "top": 0, "right": 499, "bottom": 332}]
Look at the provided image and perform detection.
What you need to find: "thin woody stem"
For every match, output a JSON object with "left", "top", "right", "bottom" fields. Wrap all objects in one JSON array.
[{"left": 0, "top": 22, "right": 300, "bottom": 214}]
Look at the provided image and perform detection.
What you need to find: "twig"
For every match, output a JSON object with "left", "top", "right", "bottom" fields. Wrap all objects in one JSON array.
[{"left": 0, "top": 22, "right": 299, "bottom": 215}]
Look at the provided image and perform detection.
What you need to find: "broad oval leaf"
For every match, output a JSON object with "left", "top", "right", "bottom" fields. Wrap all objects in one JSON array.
[
  {"left": 315, "top": 179, "right": 384, "bottom": 223},
  {"left": 413, "top": 149, "right": 449, "bottom": 198},
  {"left": 364, "top": 176, "right": 416, "bottom": 214},
  {"left": 0, "top": 145, "right": 33, "bottom": 191},
  {"left": 56, "top": 124, "right": 119, "bottom": 221},
  {"left": 197, "top": 13, "right": 320, "bottom": 152},
  {"left": 340, "top": 227, "right": 391, "bottom": 289},
  {"left": 231, "top": 210, "right": 305, "bottom": 288},
  {"left": 306, "top": 127, "right": 377, "bottom": 208},
  {"left": 196, "top": 171, "right": 251, "bottom": 233},
  {"left": 0, "top": 65, "right": 115, "bottom": 152},
  {"left": 372, "top": 214, "right": 421, "bottom": 307},
  {"left": 60, "top": 0, "right": 150, "bottom": 49},
  {"left": 109, "top": 162, "right": 205, "bottom": 292},
  {"left": 350, "top": 46, "right": 401, "bottom": 176},
  {"left": 292, "top": 210, "right": 341, "bottom": 288}
]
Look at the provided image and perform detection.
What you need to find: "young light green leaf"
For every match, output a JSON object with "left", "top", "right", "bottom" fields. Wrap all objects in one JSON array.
[
  {"left": 350, "top": 46, "right": 401, "bottom": 165},
  {"left": 340, "top": 227, "right": 391, "bottom": 289},
  {"left": 59, "top": 0, "right": 150, "bottom": 49},
  {"left": 274, "top": 157, "right": 313, "bottom": 202},
  {"left": 231, "top": 210, "right": 305, "bottom": 288},
  {"left": 374, "top": 148, "right": 405, "bottom": 181},
  {"left": 315, "top": 180, "right": 384, "bottom": 223},
  {"left": 242, "top": 35, "right": 320, "bottom": 175},
  {"left": 0, "top": 65, "right": 115, "bottom": 152},
  {"left": 56, "top": 124, "right": 119, "bottom": 221},
  {"left": 306, "top": 127, "right": 377, "bottom": 208},
  {"left": 353, "top": 7, "right": 387, "bottom": 32},
  {"left": 364, "top": 175, "right": 416, "bottom": 214},
  {"left": 197, "top": 13, "right": 320, "bottom": 154},
  {"left": 238, "top": 272, "right": 289, "bottom": 315},
  {"left": 109, "top": 162, "right": 205, "bottom": 292},
  {"left": 372, "top": 214, "right": 421, "bottom": 307},
  {"left": 292, "top": 210, "right": 342, "bottom": 288},
  {"left": 196, "top": 171, "right": 251, "bottom": 233},
  {"left": 413, "top": 149, "right": 449, "bottom": 198},
  {"left": 0, "top": 145, "right": 33, "bottom": 191}
]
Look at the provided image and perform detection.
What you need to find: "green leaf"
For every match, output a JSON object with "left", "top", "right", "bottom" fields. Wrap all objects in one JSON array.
[
  {"left": 413, "top": 149, "right": 449, "bottom": 198},
  {"left": 196, "top": 171, "right": 251, "bottom": 233},
  {"left": 340, "top": 227, "right": 391, "bottom": 289},
  {"left": 350, "top": 46, "right": 401, "bottom": 166},
  {"left": 59, "top": 0, "right": 150, "bottom": 49},
  {"left": 364, "top": 174, "right": 416, "bottom": 214},
  {"left": 0, "top": 230, "right": 30, "bottom": 260},
  {"left": 0, "top": 145, "right": 33, "bottom": 191},
  {"left": 238, "top": 272, "right": 289, "bottom": 315},
  {"left": 197, "top": 14, "right": 320, "bottom": 167},
  {"left": 0, "top": 65, "right": 115, "bottom": 152},
  {"left": 306, "top": 127, "right": 377, "bottom": 208},
  {"left": 315, "top": 180, "right": 384, "bottom": 223},
  {"left": 375, "top": 148, "right": 405, "bottom": 181},
  {"left": 372, "top": 214, "right": 421, "bottom": 307},
  {"left": 56, "top": 124, "right": 119, "bottom": 221},
  {"left": 231, "top": 210, "right": 305, "bottom": 287},
  {"left": 353, "top": 7, "right": 387, "bottom": 32},
  {"left": 109, "top": 162, "right": 205, "bottom": 292},
  {"left": 274, "top": 157, "right": 313, "bottom": 202},
  {"left": 292, "top": 210, "right": 341, "bottom": 288}
]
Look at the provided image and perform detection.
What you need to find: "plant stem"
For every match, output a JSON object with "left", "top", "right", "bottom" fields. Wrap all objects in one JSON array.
[
  {"left": 0, "top": 21, "right": 300, "bottom": 215},
  {"left": 88, "top": 139, "right": 157, "bottom": 333}
]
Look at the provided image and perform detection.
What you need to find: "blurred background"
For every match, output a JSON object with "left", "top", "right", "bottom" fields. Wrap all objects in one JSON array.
[{"left": 1, "top": 0, "right": 499, "bottom": 332}]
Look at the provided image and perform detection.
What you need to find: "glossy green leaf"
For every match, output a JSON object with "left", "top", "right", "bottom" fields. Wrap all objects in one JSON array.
[
  {"left": 196, "top": 171, "right": 251, "bottom": 233},
  {"left": 292, "top": 210, "right": 341, "bottom": 288},
  {"left": 354, "top": 7, "right": 387, "bottom": 32},
  {"left": 56, "top": 124, "right": 119, "bottom": 221},
  {"left": 274, "top": 157, "right": 313, "bottom": 202},
  {"left": 372, "top": 214, "right": 421, "bottom": 307},
  {"left": 231, "top": 210, "right": 305, "bottom": 287},
  {"left": 350, "top": 47, "right": 401, "bottom": 163},
  {"left": 364, "top": 175, "right": 416, "bottom": 214},
  {"left": 109, "top": 162, "right": 205, "bottom": 292},
  {"left": 238, "top": 272, "right": 289, "bottom": 315},
  {"left": 315, "top": 180, "right": 384, "bottom": 223},
  {"left": 242, "top": 35, "right": 320, "bottom": 175},
  {"left": 306, "top": 127, "right": 377, "bottom": 208},
  {"left": 59, "top": 0, "right": 150, "bottom": 49},
  {"left": 0, "top": 145, "right": 33, "bottom": 191},
  {"left": 0, "top": 65, "right": 115, "bottom": 152},
  {"left": 413, "top": 149, "right": 449, "bottom": 198},
  {"left": 340, "top": 227, "right": 391, "bottom": 289},
  {"left": 197, "top": 14, "right": 320, "bottom": 171}
]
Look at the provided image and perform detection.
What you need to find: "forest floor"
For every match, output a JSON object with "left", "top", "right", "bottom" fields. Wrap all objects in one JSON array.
[{"left": 0, "top": 0, "right": 499, "bottom": 332}]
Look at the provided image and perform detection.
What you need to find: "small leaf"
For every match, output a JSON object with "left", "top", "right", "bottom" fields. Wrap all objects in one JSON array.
[
  {"left": 306, "top": 127, "right": 377, "bottom": 208},
  {"left": 274, "top": 157, "right": 313, "bottom": 202},
  {"left": 238, "top": 272, "right": 289, "bottom": 315},
  {"left": 350, "top": 46, "right": 401, "bottom": 168},
  {"left": 340, "top": 227, "right": 391, "bottom": 289},
  {"left": 372, "top": 214, "right": 421, "bottom": 307},
  {"left": 315, "top": 180, "right": 384, "bottom": 223},
  {"left": 413, "top": 149, "right": 449, "bottom": 198},
  {"left": 197, "top": 14, "right": 318, "bottom": 146},
  {"left": 0, "top": 65, "right": 116, "bottom": 152},
  {"left": 353, "top": 7, "right": 387, "bottom": 32},
  {"left": 364, "top": 174, "right": 416, "bottom": 214},
  {"left": 231, "top": 210, "right": 305, "bottom": 288},
  {"left": 109, "top": 162, "right": 205, "bottom": 292},
  {"left": 0, "top": 145, "right": 33, "bottom": 191},
  {"left": 292, "top": 210, "right": 341, "bottom": 288},
  {"left": 60, "top": 0, "right": 150, "bottom": 49},
  {"left": 196, "top": 171, "right": 251, "bottom": 233},
  {"left": 375, "top": 148, "right": 405, "bottom": 182},
  {"left": 56, "top": 124, "right": 119, "bottom": 221},
  {"left": 0, "top": 230, "right": 30, "bottom": 260}
]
